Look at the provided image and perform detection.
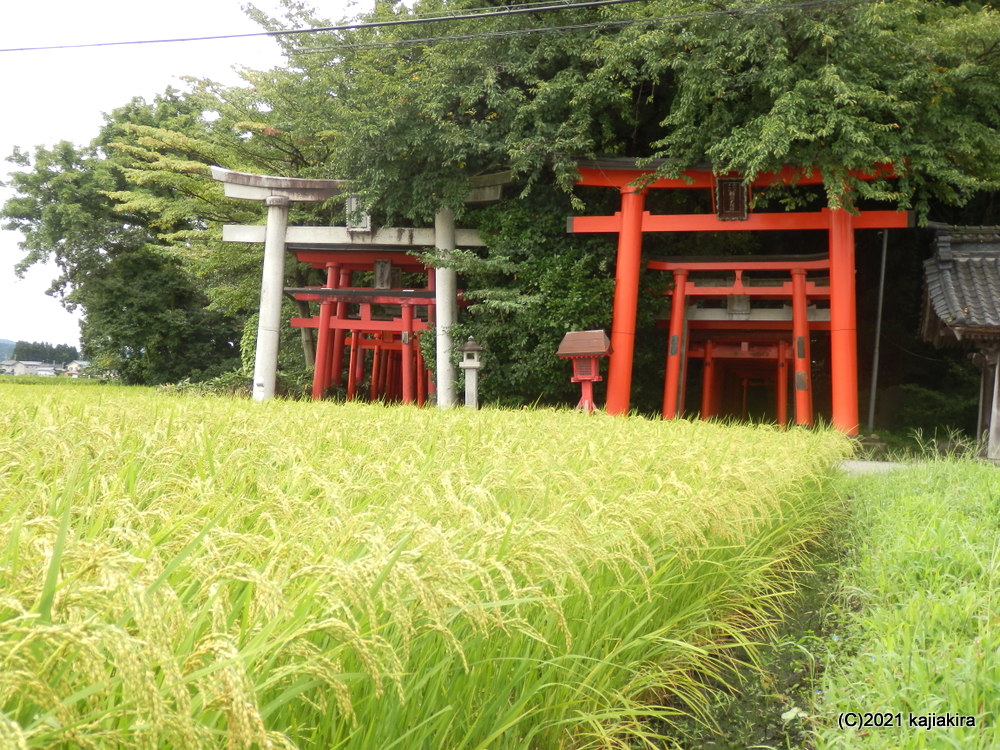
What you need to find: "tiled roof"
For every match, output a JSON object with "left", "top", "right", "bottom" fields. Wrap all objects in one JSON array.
[{"left": 923, "top": 226, "right": 1000, "bottom": 344}]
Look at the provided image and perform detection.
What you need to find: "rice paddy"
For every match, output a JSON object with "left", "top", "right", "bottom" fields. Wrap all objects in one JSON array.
[{"left": 0, "top": 383, "right": 851, "bottom": 749}]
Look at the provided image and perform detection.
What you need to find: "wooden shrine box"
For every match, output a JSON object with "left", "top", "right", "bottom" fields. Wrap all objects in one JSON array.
[{"left": 557, "top": 330, "right": 612, "bottom": 412}]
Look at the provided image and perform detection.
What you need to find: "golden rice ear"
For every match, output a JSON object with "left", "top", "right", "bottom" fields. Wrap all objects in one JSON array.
[{"left": 0, "top": 385, "right": 848, "bottom": 748}]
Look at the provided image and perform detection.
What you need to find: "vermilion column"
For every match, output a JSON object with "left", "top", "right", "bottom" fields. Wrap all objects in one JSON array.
[
  {"left": 701, "top": 340, "right": 715, "bottom": 419},
  {"left": 331, "top": 269, "right": 350, "bottom": 388},
  {"left": 791, "top": 268, "right": 814, "bottom": 426},
  {"left": 401, "top": 304, "right": 415, "bottom": 404},
  {"left": 662, "top": 269, "right": 689, "bottom": 419},
  {"left": 828, "top": 209, "right": 859, "bottom": 434},
  {"left": 312, "top": 263, "right": 339, "bottom": 400},
  {"left": 346, "top": 332, "right": 359, "bottom": 400},
  {"left": 606, "top": 188, "right": 647, "bottom": 415},
  {"left": 776, "top": 339, "right": 789, "bottom": 426}
]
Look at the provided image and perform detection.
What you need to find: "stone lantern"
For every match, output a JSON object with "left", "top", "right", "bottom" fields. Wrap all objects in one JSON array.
[
  {"left": 557, "top": 330, "right": 612, "bottom": 413},
  {"left": 457, "top": 336, "right": 484, "bottom": 408}
]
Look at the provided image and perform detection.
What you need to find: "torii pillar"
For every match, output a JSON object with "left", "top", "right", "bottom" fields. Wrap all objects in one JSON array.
[{"left": 211, "top": 168, "right": 344, "bottom": 401}]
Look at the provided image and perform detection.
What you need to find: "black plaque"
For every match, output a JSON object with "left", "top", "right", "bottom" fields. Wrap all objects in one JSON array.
[{"left": 715, "top": 178, "right": 749, "bottom": 221}]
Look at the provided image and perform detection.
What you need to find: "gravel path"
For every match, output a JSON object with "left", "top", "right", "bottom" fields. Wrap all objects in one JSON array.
[{"left": 837, "top": 459, "right": 909, "bottom": 476}]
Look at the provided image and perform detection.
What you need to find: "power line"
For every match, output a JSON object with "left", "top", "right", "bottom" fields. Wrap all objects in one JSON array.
[
  {"left": 293, "top": 0, "right": 856, "bottom": 53},
  {"left": 0, "top": 0, "right": 649, "bottom": 54},
  {"left": 294, "top": 0, "right": 855, "bottom": 53}
]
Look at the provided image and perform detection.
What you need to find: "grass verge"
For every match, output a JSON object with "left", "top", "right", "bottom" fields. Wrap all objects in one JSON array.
[{"left": 813, "top": 460, "right": 999, "bottom": 749}]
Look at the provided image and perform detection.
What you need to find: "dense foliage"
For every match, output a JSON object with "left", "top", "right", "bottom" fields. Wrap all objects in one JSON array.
[
  {"left": 2, "top": 95, "right": 243, "bottom": 384},
  {"left": 4, "top": 0, "right": 1000, "bottom": 406},
  {"left": 9, "top": 340, "right": 78, "bottom": 363}
]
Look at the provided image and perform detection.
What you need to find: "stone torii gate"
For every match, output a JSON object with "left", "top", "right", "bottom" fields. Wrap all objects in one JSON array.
[{"left": 211, "top": 167, "right": 504, "bottom": 405}]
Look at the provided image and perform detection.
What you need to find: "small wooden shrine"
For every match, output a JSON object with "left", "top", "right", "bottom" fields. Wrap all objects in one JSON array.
[{"left": 922, "top": 225, "right": 1000, "bottom": 459}]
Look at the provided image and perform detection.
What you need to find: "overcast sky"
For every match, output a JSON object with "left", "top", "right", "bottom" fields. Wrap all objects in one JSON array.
[{"left": 0, "top": 1, "right": 355, "bottom": 349}]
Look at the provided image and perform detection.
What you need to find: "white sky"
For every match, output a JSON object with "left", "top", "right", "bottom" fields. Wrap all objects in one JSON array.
[{"left": 0, "top": 1, "right": 355, "bottom": 349}]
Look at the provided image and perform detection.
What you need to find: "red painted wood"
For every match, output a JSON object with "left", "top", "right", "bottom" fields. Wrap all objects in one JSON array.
[
  {"left": 294, "top": 250, "right": 426, "bottom": 270},
  {"left": 606, "top": 188, "right": 647, "bottom": 415},
  {"left": 291, "top": 317, "right": 430, "bottom": 333},
  {"left": 576, "top": 164, "right": 896, "bottom": 189},
  {"left": 572, "top": 209, "right": 910, "bottom": 235},
  {"left": 666, "top": 319, "right": 833, "bottom": 332},
  {"left": 312, "top": 264, "right": 339, "bottom": 400},
  {"left": 791, "top": 269, "right": 814, "bottom": 426},
  {"left": 663, "top": 270, "right": 688, "bottom": 419},
  {"left": 829, "top": 209, "right": 859, "bottom": 434},
  {"left": 777, "top": 340, "right": 789, "bottom": 427},
  {"left": 401, "top": 304, "right": 415, "bottom": 404},
  {"left": 346, "top": 330, "right": 359, "bottom": 401},
  {"left": 331, "top": 269, "right": 351, "bottom": 388},
  {"left": 649, "top": 258, "right": 829, "bottom": 271}
]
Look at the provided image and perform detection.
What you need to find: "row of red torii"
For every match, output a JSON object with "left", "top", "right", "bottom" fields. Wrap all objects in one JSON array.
[{"left": 213, "top": 159, "right": 910, "bottom": 434}]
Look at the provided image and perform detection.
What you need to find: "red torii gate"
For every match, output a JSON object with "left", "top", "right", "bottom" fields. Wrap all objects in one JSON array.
[
  {"left": 568, "top": 159, "right": 912, "bottom": 434},
  {"left": 288, "top": 249, "right": 434, "bottom": 404}
]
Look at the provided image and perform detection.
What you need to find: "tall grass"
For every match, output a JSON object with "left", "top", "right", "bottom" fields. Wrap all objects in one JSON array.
[
  {"left": 0, "top": 384, "right": 850, "bottom": 748},
  {"left": 815, "top": 461, "right": 1000, "bottom": 749}
]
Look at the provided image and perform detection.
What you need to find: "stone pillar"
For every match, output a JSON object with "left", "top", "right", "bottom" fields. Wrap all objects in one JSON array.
[
  {"left": 434, "top": 208, "right": 458, "bottom": 408},
  {"left": 252, "top": 195, "right": 290, "bottom": 402}
]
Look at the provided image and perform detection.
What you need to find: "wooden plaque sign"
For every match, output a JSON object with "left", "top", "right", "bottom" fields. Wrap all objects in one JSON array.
[{"left": 715, "top": 178, "right": 749, "bottom": 221}]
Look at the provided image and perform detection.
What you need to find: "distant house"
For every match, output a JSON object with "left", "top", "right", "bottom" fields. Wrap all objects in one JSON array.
[
  {"left": 12, "top": 361, "right": 44, "bottom": 376},
  {"left": 2, "top": 360, "right": 67, "bottom": 377},
  {"left": 65, "top": 360, "right": 91, "bottom": 378}
]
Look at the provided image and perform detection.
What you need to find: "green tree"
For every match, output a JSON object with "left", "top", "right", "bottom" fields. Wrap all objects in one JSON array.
[
  {"left": 2, "top": 91, "right": 242, "bottom": 384},
  {"left": 246, "top": 0, "right": 1000, "bottom": 218},
  {"left": 11, "top": 341, "right": 79, "bottom": 363}
]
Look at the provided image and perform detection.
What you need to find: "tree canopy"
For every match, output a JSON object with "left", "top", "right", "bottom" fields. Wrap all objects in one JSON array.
[
  {"left": 10, "top": 341, "right": 79, "bottom": 363},
  {"left": 246, "top": 0, "right": 1000, "bottom": 219},
  {"left": 2, "top": 93, "right": 242, "bottom": 384}
]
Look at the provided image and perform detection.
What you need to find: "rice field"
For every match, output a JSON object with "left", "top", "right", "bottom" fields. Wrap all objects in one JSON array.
[{"left": 0, "top": 384, "right": 851, "bottom": 749}]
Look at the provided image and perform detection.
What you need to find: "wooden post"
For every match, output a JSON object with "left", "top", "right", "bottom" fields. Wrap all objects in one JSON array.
[
  {"left": 701, "top": 340, "right": 715, "bottom": 419},
  {"left": 402, "top": 304, "right": 415, "bottom": 404},
  {"left": 331, "top": 268, "right": 350, "bottom": 388},
  {"left": 777, "top": 339, "right": 789, "bottom": 427},
  {"left": 312, "top": 264, "right": 338, "bottom": 400},
  {"left": 829, "top": 208, "right": 859, "bottom": 434},
  {"left": 346, "top": 332, "right": 359, "bottom": 400},
  {"left": 791, "top": 268, "right": 814, "bottom": 426},
  {"left": 663, "top": 269, "right": 689, "bottom": 419},
  {"left": 606, "top": 188, "right": 646, "bottom": 415}
]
